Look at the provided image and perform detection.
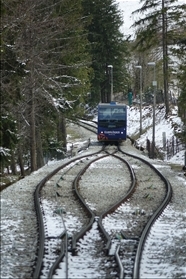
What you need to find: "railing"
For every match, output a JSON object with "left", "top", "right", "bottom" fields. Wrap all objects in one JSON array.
[
  {"left": 165, "top": 135, "right": 185, "bottom": 160},
  {"left": 146, "top": 136, "right": 185, "bottom": 161}
]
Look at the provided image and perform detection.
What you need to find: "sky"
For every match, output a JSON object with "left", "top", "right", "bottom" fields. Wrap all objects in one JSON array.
[{"left": 117, "top": 0, "right": 141, "bottom": 37}]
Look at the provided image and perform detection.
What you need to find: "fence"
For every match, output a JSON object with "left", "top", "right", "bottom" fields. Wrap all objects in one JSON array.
[
  {"left": 146, "top": 136, "right": 185, "bottom": 161},
  {"left": 165, "top": 135, "right": 185, "bottom": 160},
  {"left": 146, "top": 139, "right": 162, "bottom": 159}
]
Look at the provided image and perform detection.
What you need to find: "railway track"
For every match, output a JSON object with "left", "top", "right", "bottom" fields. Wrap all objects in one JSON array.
[
  {"left": 2, "top": 119, "right": 178, "bottom": 279},
  {"left": 33, "top": 139, "right": 172, "bottom": 278},
  {"left": 118, "top": 147, "right": 172, "bottom": 278}
]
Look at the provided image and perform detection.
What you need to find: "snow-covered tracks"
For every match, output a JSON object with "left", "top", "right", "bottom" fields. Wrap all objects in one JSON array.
[
  {"left": 77, "top": 119, "right": 97, "bottom": 136},
  {"left": 117, "top": 146, "right": 172, "bottom": 278},
  {"left": 34, "top": 143, "right": 172, "bottom": 279},
  {"left": 38, "top": 146, "right": 136, "bottom": 278},
  {"left": 33, "top": 146, "right": 105, "bottom": 278}
]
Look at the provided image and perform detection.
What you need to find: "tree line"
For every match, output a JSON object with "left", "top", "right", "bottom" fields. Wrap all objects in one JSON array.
[{"left": 1, "top": 0, "right": 186, "bottom": 175}]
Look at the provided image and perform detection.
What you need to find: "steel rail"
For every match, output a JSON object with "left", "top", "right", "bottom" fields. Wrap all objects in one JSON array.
[
  {"left": 71, "top": 153, "right": 109, "bottom": 254},
  {"left": 69, "top": 119, "right": 97, "bottom": 135},
  {"left": 33, "top": 148, "right": 104, "bottom": 279},
  {"left": 115, "top": 245, "right": 124, "bottom": 279},
  {"left": 77, "top": 122, "right": 97, "bottom": 135},
  {"left": 98, "top": 153, "right": 136, "bottom": 255},
  {"left": 78, "top": 119, "right": 97, "bottom": 130},
  {"left": 47, "top": 231, "right": 67, "bottom": 279},
  {"left": 118, "top": 147, "right": 172, "bottom": 279},
  {"left": 133, "top": 175, "right": 172, "bottom": 279}
]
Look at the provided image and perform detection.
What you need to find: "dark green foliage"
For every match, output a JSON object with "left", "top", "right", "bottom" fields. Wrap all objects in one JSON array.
[
  {"left": 0, "top": 114, "right": 18, "bottom": 169},
  {"left": 82, "top": 0, "right": 131, "bottom": 104},
  {"left": 1, "top": 0, "right": 93, "bottom": 172},
  {"left": 1, "top": 44, "right": 25, "bottom": 106},
  {"left": 178, "top": 60, "right": 186, "bottom": 143},
  {"left": 175, "top": 23, "right": 186, "bottom": 143},
  {"left": 0, "top": 115, "right": 18, "bottom": 149},
  {"left": 1, "top": 16, "right": 25, "bottom": 169}
]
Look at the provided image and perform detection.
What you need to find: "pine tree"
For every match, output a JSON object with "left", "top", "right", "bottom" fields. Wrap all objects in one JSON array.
[
  {"left": 1, "top": 1, "right": 26, "bottom": 173},
  {"left": 82, "top": 0, "right": 130, "bottom": 104}
]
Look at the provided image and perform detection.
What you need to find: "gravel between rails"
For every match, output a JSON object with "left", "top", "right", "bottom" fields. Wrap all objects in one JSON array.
[{"left": 78, "top": 155, "right": 132, "bottom": 215}]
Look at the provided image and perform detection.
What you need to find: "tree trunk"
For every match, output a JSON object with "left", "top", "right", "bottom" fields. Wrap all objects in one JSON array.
[
  {"left": 30, "top": 87, "right": 37, "bottom": 172},
  {"left": 57, "top": 114, "right": 66, "bottom": 160},
  {"left": 10, "top": 150, "right": 17, "bottom": 175},
  {"left": 18, "top": 147, "right": 25, "bottom": 177},
  {"left": 36, "top": 125, "right": 44, "bottom": 169}
]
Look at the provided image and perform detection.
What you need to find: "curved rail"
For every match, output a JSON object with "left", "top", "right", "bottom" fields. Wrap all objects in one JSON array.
[
  {"left": 47, "top": 148, "right": 136, "bottom": 277},
  {"left": 78, "top": 119, "right": 97, "bottom": 130},
  {"left": 34, "top": 142, "right": 172, "bottom": 278},
  {"left": 47, "top": 231, "right": 67, "bottom": 279},
  {"left": 97, "top": 153, "right": 136, "bottom": 254},
  {"left": 118, "top": 147, "right": 172, "bottom": 278},
  {"left": 33, "top": 148, "right": 104, "bottom": 279},
  {"left": 75, "top": 119, "right": 97, "bottom": 135},
  {"left": 71, "top": 154, "right": 109, "bottom": 254},
  {"left": 115, "top": 245, "right": 124, "bottom": 279},
  {"left": 133, "top": 175, "right": 172, "bottom": 279}
]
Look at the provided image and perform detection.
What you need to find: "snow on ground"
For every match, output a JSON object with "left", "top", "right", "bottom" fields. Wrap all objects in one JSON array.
[
  {"left": 90, "top": 103, "right": 185, "bottom": 166},
  {"left": 115, "top": 0, "right": 186, "bottom": 165},
  {"left": 126, "top": 104, "right": 185, "bottom": 166}
]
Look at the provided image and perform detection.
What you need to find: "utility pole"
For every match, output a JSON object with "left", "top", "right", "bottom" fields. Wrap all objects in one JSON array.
[
  {"left": 135, "top": 65, "right": 142, "bottom": 135},
  {"left": 148, "top": 62, "right": 157, "bottom": 159},
  {"left": 162, "top": 0, "right": 169, "bottom": 115},
  {"left": 108, "top": 65, "right": 113, "bottom": 102}
]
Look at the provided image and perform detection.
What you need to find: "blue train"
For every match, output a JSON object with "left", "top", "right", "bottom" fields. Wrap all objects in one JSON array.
[{"left": 97, "top": 102, "right": 127, "bottom": 142}]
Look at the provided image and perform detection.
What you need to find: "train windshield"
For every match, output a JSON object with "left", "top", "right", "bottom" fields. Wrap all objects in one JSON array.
[
  {"left": 98, "top": 106, "right": 126, "bottom": 128},
  {"left": 99, "top": 107, "right": 125, "bottom": 119}
]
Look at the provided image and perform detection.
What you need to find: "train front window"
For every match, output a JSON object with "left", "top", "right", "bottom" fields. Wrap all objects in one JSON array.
[
  {"left": 98, "top": 106, "right": 126, "bottom": 128},
  {"left": 99, "top": 107, "right": 126, "bottom": 121},
  {"left": 99, "top": 108, "right": 111, "bottom": 120}
]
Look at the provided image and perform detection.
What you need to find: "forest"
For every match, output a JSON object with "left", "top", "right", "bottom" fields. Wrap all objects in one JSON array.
[{"left": 1, "top": 0, "right": 186, "bottom": 176}]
